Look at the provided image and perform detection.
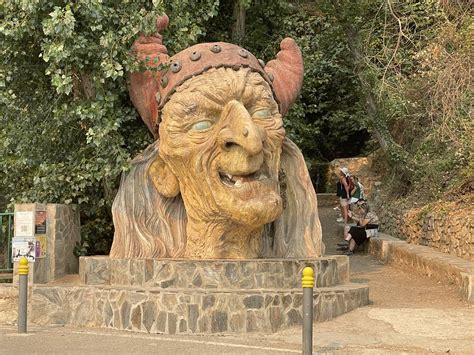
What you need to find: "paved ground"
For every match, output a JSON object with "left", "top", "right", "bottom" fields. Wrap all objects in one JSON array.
[{"left": 1, "top": 204, "right": 473, "bottom": 354}]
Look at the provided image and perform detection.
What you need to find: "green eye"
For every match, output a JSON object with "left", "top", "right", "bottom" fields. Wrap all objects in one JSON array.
[
  {"left": 253, "top": 109, "right": 272, "bottom": 118},
  {"left": 192, "top": 120, "right": 213, "bottom": 131}
]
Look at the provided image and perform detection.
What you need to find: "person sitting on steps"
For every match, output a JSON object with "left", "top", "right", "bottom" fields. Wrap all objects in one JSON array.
[{"left": 337, "top": 199, "right": 379, "bottom": 255}]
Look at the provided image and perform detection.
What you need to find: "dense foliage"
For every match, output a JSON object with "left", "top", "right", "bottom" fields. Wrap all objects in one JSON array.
[
  {"left": 321, "top": 0, "right": 473, "bottom": 200},
  {"left": 0, "top": 0, "right": 219, "bottom": 254},
  {"left": 1, "top": 0, "right": 471, "bottom": 255}
]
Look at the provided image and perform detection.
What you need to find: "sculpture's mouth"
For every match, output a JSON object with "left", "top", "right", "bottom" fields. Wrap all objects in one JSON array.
[{"left": 218, "top": 169, "right": 269, "bottom": 188}]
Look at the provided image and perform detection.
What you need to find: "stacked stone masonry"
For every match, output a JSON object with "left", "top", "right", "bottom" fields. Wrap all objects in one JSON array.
[
  {"left": 79, "top": 257, "right": 350, "bottom": 288},
  {"left": 329, "top": 157, "right": 473, "bottom": 260},
  {"left": 31, "top": 257, "right": 369, "bottom": 334},
  {"left": 31, "top": 284, "right": 368, "bottom": 334},
  {"left": 376, "top": 203, "right": 473, "bottom": 262}
]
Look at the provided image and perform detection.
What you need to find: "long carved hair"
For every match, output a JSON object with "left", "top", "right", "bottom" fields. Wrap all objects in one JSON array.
[
  {"left": 109, "top": 141, "right": 186, "bottom": 258},
  {"left": 110, "top": 138, "right": 323, "bottom": 258}
]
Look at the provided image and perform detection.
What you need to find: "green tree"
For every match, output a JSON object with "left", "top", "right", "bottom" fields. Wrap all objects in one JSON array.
[
  {"left": 0, "top": 0, "right": 219, "bottom": 255},
  {"left": 319, "top": 0, "right": 473, "bottom": 198}
]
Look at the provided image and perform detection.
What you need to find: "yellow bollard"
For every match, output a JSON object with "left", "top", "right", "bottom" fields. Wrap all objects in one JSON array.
[
  {"left": 302, "top": 266, "right": 314, "bottom": 355},
  {"left": 18, "top": 256, "right": 29, "bottom": 333},
  {"left": 18, "top": 256, "right": 29, "bottom": 275},
  {"left": 302, "top": 266, "right": 315, "bottom": 288}
]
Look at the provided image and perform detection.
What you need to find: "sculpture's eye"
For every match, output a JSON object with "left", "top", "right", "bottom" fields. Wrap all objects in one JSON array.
[
  {"left": 192, "top": 120, "right": 213, "bottom": 131},
  {"left": 253, "top": 109, "right": 272, "bottom": 118}
]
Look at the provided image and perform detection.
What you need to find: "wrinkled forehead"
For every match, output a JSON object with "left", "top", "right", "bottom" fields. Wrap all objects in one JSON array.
[{"left": 162, "top": 68, "right": 276, "bottom": 118}]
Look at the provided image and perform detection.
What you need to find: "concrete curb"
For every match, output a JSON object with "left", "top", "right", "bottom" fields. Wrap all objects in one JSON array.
[{"left": 369, "top": 233, "right": 474, "bottom": 303}]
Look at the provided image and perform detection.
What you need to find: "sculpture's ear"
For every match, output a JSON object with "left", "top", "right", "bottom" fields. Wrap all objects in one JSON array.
[{"left": 148, "top": 155, "right": 180, "bottom": 198}]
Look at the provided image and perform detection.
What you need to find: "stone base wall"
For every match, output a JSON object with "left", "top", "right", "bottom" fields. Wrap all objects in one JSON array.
[
  {"left": 375, "top": 200, "right": 473, "bottom": 261},
  {"left": 30, "top": 256, "right": 369, "bottom": 334},
  {"left": 31, "top": 283, "right": 368, "bottom": 334},
  {"left": 79, "top": 256, "right": 350, "bottom": 288}
]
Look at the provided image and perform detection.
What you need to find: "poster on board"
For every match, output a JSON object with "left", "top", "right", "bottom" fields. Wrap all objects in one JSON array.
[
  {"left": 14, "top": 211, "right": 34, "bottom": 237},
  {"left": 12, "top": 237, "right": 36, "bottom": 262},
  {"left": 35, "top": 235, "right": 47, "bottom": 258},
  {"left": 35, "top": 209, "right": 47, "bottom": 235}
]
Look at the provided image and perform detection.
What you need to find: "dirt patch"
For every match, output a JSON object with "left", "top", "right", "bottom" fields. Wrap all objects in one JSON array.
[{"left": 350, "top": 255, "right": 468, "bottom": 309}]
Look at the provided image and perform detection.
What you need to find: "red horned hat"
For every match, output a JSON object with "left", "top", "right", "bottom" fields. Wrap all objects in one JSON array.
[{"left": 129, "top": 15, "right": 304, "bottom": 137}]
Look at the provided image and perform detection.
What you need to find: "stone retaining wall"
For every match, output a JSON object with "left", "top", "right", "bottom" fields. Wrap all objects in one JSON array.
[{"left": 375, "top": 201, "right": 473, "bottom": 262}]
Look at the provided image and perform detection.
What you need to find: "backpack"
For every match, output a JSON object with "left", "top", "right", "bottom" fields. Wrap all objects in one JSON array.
[{"left": 359, "top": 183, "right": 365, "bottom": 199}]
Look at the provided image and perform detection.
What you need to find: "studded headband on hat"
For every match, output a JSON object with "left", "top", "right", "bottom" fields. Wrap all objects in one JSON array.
[{"left": 128, "top": 14, "right": 304, "bottom": 137}]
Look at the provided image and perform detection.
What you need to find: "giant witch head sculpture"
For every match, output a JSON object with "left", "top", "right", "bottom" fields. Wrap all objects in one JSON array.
[{"left": 110, "top": 15, "right": 322, "bottom": 259}]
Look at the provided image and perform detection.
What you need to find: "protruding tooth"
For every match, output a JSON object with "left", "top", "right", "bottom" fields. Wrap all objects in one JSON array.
[
  {"left": 226, "top": 173, "right": 233, "bottom": 180},
  {"left": 234, "top": 179, "right": 243, "bottom": 187},
  {"left": 258, "top": 173, "right": 266, "bottom": 180}
]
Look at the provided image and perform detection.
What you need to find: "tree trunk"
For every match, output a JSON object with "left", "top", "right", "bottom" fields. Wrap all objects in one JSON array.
[
  {"left": 232, "top": 0, "right": 246, "bottom": 44},
  {"left": 345, "top": 26, "right": 405, "bottom": 160}
]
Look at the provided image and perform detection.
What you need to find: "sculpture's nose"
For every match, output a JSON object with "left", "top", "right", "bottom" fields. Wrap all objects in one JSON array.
[{"left": 218, "top": 100, "right": 266, "bottom": 156}]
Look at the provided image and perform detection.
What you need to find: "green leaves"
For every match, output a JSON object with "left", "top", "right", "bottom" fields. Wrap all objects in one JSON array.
[
  {"left": 100, "top": 60, "right": 124, "bottom": 80},
  {"left": 42, "top": 6, "right": 76, "bottom": 37},
  {"left": 51, "top": 71, "right": 73, "bottom": 94},
  {"left": 324, "top": 0, "right": 473, "bottom": 200},
  {"left": 0, "top": 0, "right": 219, "bottom": 255}
]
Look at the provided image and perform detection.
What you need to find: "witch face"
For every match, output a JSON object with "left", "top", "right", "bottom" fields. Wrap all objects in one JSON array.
[{"left": 159, "top": 68, "right": 285, "bottom": 234}]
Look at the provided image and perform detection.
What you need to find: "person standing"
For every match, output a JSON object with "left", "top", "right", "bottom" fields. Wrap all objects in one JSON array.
[{"left": 336, "top": 167, "right": 351, "bottom": 224}]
